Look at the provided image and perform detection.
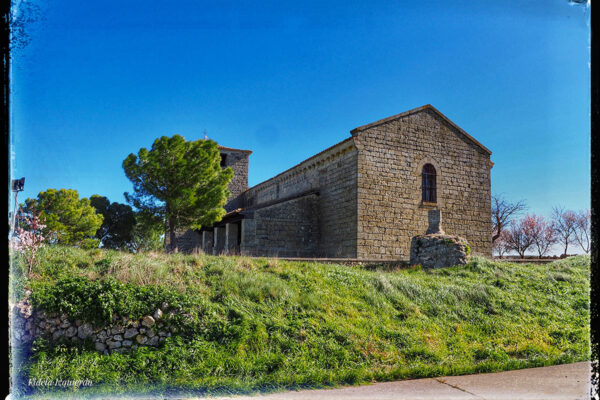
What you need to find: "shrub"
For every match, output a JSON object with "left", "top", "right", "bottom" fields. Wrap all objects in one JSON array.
[{"left": 30, "top": 276, "right": 195, "bottom": 326}]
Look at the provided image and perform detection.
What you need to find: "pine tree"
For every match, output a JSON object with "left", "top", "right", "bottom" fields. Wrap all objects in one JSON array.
[
  {"left": 23, "top": 188, "right": 104, "bottom": 247},
  {"left": 122, "top": 135, "right": 233, "bottom": 252}
]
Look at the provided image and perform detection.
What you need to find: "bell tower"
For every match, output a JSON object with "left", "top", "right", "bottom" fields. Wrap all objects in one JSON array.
[{"left": 218, "top": 146, "right": 252, "bottom": 201}]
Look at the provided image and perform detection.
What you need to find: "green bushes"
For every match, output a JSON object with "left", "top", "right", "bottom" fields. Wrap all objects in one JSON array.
[{"left": 30, "top": 276, "right": 195, "bottom": 326}]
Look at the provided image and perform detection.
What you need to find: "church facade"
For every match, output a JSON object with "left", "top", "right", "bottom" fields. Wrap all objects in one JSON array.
[{"left": 177, "top": 104, "right": 493, "bottom": 259}]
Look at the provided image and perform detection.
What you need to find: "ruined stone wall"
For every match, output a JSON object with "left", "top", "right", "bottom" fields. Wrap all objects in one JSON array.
[
  {"left": 353, "top": 108, "right": 492, "bottom": 259},
  {"left": 239, "top": 140, "right": 358, "bottom": 257},
  {"left": 12, "top": 297, "right": 184, "bottom": 354}
]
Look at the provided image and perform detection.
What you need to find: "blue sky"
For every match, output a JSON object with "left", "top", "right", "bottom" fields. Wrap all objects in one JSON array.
[{"left": 11, "top": 0, "right": 590, "bottom": 222}]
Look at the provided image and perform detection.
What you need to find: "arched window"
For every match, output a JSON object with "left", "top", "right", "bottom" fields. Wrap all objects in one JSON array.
[{"left": 422, "top": 164, "right": 437, "bottom": 203}]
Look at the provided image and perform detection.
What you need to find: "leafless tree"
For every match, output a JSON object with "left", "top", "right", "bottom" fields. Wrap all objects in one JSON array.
[
  {"left": 492, "top": 229, "right": 511, "bottom": 258},
  {"left": 528, "top": 214, "right": 557, "bottom": 258},
  {"left": 573, "top": 209, "right": 591, "bottom": 254},
  {"left": 491, "top": 194, "right": 527, "bottom": 243},
  {"left": 551, "top": 206, "right": 579, "bottom": 257},
  {"left": 504, "top": 217, "right": 536, "bottom": 258}
]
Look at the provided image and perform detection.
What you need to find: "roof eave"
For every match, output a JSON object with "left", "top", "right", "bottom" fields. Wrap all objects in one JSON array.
[{"left": 218, "top": 146, "right": 253, "bottom": 154}]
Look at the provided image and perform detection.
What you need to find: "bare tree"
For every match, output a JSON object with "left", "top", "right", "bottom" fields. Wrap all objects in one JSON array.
[
  {"left": 493, "top": 229, "right": 511, "bottom": 258},
  {"left": 491, "top": 194, "right": 527, "bottom": 243},
  {"left": 551, "top": 206, "right": 579, "bottom": 257},
  {"left": 528, "top": 214, "right": 557, "bottom": 258},
  {"left": 504, "top": 217, "right": 536, "bottom": 258},
  {"left": 573, "top": 209, "right": 591, "bottom": 254}
]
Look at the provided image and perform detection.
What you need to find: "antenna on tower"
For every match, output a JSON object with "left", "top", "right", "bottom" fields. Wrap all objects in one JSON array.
[{"left": 203, "top": 129, "right": 208, "bottom": 140}]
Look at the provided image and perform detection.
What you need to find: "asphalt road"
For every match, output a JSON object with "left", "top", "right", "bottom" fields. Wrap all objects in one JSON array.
[{"left": 213, "top": 362, "right": 593, "bottom": 400}]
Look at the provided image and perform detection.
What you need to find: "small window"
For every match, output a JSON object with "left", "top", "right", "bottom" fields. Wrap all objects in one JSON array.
[
  {"left": 422, "top": 164, "right": 437, "bottom": 203},
  {"left": 220, "top": 153, "right": 227, "bottom": 168}
]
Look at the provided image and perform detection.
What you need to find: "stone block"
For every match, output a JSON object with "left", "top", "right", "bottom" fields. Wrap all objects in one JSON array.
[
  {"left": 65, "top": 326, "right": 78, "bottom": 338},
  {"left": 124, "top": 328, "right": 138, "bottom": 339},
  {"left": 77, "top": 323, "right": 94, "bottom": 339},
  {"left": 142, "top": 316, "right": 155, "bottom": 327}
]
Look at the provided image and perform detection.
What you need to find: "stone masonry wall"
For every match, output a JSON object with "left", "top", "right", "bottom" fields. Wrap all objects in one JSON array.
[
  {"left": 175, "top": 229, "right": 202, "bottom": 254},
  {"left": 354, "top": 108, "right": 492, "bottom": 259},
  {"left": 238, "top": 140, "right": 358, "bottom": 258},
  {"left": 221, "top": 149, "right": 250, "bottom": 205},
  {"left": 241, "top": 194, "right": 319, "bottom": 257}
]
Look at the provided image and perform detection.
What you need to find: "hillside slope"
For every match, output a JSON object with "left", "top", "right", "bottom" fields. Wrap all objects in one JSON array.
[{"left": 11, "top": 247, "right": 590, "bottom": 397}]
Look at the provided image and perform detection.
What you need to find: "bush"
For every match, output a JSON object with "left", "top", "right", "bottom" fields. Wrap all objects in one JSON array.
[{"left": 30, "top": 276, "right": 195, "bottom": 326}]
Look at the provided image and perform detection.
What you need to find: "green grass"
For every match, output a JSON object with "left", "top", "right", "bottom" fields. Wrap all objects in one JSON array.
[{"left": 10, "top": 246, "right": 590, "bottom": 398}]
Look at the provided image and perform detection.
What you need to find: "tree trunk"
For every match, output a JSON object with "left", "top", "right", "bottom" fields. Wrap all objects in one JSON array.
[
  {"left": 492, "top": 231, "right": 500, "bottom": 243},
  {"left": 167, "top": 219, "right": 178, "bottom": 253}
]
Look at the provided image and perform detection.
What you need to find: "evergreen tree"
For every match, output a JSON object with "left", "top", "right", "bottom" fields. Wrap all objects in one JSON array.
[
  {"left": 129, "top": 211, "right": 165, "bottom": 253},
  {"left": 122, "top": 135, "right": 233, "bottom": 252},
  {"left": 23, "top": 188, "right": 103, "bottom": 247},
  {"left": 90, "top": 195, "right": 137, "bottom": 250}
]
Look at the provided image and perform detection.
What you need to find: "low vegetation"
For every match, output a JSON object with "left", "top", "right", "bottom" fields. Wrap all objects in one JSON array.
[{"left": 11, "top": 246, "right": 590, "bottom": 397}]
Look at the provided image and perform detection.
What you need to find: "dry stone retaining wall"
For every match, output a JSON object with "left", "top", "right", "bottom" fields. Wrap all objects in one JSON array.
[{"left": 12, "top": 295, "right": 186, "bottom": 354}]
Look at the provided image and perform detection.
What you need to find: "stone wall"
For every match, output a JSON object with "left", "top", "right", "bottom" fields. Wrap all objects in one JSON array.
[
  {"left": 12, "top": 296, "right": 185, "bottom": 354},
  {"left": 237, "top": 139, "right": 359, "bottom": 258},
  {"left": 201, "top": 230, "right": 213, "bottom": 253},
  {"left": 241, "top": 194, "right": 320, "bottom": 257},
  {"left": 175, "top": 229, "right": 202, "bottom": 254},
  {"left": 220, "top": 148, "right": 250, "bottom": 205},
  {"left": 353, "top": 106, "right": 492, "bottom": 259}
]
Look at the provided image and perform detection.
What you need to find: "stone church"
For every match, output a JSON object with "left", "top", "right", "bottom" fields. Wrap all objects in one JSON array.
[{"left": 177, "top": 104, "right": 493, "bottom": 259}]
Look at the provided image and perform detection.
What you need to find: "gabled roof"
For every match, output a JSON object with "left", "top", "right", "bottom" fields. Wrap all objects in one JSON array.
[{"left": 350, "top": 104, "right": 492, "bottom": 155}]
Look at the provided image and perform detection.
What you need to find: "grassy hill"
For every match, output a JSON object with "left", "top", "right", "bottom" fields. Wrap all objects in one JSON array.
[{"left": 11, "top": 246, "right": 590, "bottom": 397}]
